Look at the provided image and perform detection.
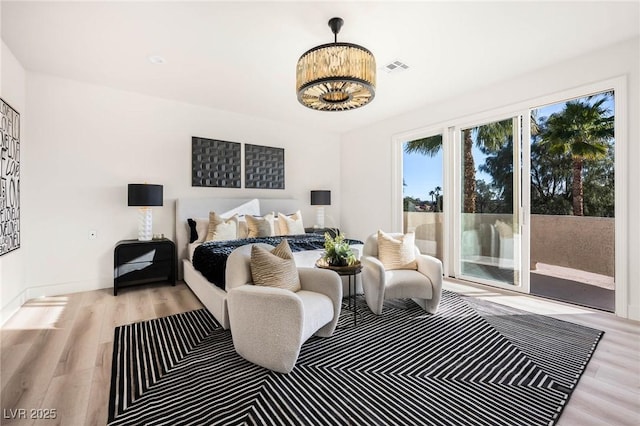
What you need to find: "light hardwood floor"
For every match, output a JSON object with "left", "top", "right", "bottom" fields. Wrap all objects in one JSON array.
[{"left": 1, "top": 280, "right": 639, "bottom": 425}]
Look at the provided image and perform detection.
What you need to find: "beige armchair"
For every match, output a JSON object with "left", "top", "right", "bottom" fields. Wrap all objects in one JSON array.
[
  {"left": 226, "top": 244, "right": 342, "bottom": 374},
  {"left": 361, "top": 232, "right": 443, "bottom": 315}
]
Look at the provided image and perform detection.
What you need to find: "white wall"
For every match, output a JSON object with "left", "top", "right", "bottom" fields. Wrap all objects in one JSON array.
[
  {"left": 340, "top": 37, "right": 640, "bottom": 320},
  {"left": 16, "top": 73, "right": 340, "bottom": 304},
  {"left": 0, "top": 41, "right": 28, "bottom": 322}
]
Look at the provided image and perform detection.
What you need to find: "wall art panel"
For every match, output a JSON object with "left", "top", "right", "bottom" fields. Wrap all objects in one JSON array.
[
  {"left": 245, "top": 144, "right": 285, "bottom": 189},
  {"left": 0, "top": 98, "right": 20, "bottom": 256},
  {"left": 192, "top": 137, "right": 241, "bottom": 188}
]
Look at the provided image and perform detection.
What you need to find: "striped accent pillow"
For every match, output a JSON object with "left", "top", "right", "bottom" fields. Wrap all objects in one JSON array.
[
  {"left": 377, "top": 230, "right": 418, "bottom": 270},
  {"left": 250, "top": 239, "right": 301, "bottom": 292}
]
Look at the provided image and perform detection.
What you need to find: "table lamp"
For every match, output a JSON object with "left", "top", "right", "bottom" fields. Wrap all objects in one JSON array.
[
  {"left": 128, "top": 184, "right": 163, "bottom": 241},
  {"left": 310, "top": 190, "right": 331, "bottom": 228}
]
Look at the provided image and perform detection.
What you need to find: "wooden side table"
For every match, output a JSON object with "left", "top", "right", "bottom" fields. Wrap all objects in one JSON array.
[
  {"left": 315, "top": 259, "right": 362, "bottom": 327},
  {"left": 113, "top": 238, "right": 176, "bottom": 295}
]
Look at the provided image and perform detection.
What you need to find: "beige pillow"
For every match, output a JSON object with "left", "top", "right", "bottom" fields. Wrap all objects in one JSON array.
[
  {"left": 237, "top": 219, "right": 249, "bottom": 239},
  {"left": 245, "top": 213, "right": 276, "bottom": 238},
  {"left": 206, "top": 212, "right": 238, "bottom": 241},
  {"left": 277, "top": 210, "right": 305, "bottom": 235},
  {"left": 377, "top": 230, "right": 418, "bottom": 270},
  {"left": 494, "top": 220, "right": 514, "bottom": 238},
  {"left": 250, "top": 239, "right": 301, "bottom": 292}
]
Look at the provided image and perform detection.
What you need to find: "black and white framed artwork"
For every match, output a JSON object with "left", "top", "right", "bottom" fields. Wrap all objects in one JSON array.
[
  {"left": 0, "top": 98, "right": 20, "bottom": 256},
  {"left": 192, "top": 137, "right": 241, "bottom": 188},
  {"left": 245, "top": 144, "right": 285, "bottom": 189}
]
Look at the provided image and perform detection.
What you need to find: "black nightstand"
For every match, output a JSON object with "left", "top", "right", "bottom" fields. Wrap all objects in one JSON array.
[
  {"left": 305, "top": 227, "right": 340, "bottom": 238},
  {"left": 113, "top": 239, "right": 176, "bottom": 296}
]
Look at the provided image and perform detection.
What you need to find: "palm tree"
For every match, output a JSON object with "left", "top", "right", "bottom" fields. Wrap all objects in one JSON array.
[
  {"left": 540, "top": 98, "right": 613, "bottom": 216},
  {"left": 405, "top": 121, "right": 512, "bottom": 213},
  {"left": 433, "top": 185, "right": 442, "bottom": 212}
]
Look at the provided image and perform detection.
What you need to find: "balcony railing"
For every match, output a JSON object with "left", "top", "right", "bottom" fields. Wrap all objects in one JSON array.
[{"left": 403, "top": 212, "right": 614, "bottom": 286}]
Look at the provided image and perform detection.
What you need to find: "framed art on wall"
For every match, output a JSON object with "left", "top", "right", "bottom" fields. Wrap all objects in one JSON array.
[
  {"left": 192, "top": 137, "right": 241, "bottom": 188},
  {"left": 0, "top": 98, "right": 20, "bottom": 256},
  {"left": 245, "top": 144, "right": 285, "bottom": 189}
]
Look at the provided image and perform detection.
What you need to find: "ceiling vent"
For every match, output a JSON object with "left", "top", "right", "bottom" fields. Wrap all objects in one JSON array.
[
  {"left": 383, "top": 60, "right": 409, "bottom": 74},
  {"left": 148, "top": 55, "right": 167, "bottom": 65}
]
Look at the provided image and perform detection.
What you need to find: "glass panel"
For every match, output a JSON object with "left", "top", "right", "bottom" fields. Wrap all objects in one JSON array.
[
  {"left": 460, "top": 117, "right": 520, "bottom": 286},
  {"left": 403, "top": 134, "right": 444, "bottom": 261},
  {"left": 529, "top": 91, "right": 615, "bottom": 312}
]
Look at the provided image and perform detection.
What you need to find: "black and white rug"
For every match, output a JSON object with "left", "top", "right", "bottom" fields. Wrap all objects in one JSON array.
[{"left": 108, "top": 290, "right": 603, "bottom": 426}]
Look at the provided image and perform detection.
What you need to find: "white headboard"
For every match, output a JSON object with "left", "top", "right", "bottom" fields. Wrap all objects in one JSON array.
[{"left": 175, "top": 197, "right": 300, "bottom": 278}]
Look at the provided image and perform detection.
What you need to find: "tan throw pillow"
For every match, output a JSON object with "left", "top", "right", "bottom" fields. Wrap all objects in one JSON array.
[
  {"left": 237, "top": 219, "right": 249, "bottom": 239},
  {"left": 377, "top": 230, "right": 418, "bottom": 270},
  {"left": 250, "top": 239, "right": 301, "bottom": 292},
  {"left": 277, "top": 210, "right": 305, "bottom": 235},
  {"left": 206, "top": 212, "right": 238, "bottom": 241},
  {"left": 245, "top": 213, "right": 276, "bottom": 238},
  {"left": 494, "top": 220, "right": 514, "bottom": 238}
]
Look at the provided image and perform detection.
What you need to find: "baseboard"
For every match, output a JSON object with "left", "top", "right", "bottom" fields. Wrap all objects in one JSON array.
[
  {"left": 627, "top": 304, "right": 640, "bottom": 322},
  {"left": 1, "top": 278, "right": 112, "bottom": 326},
  {"left": 25, "top": 278, "right": 111, "bottom": 300},
  {"left": 1, "top": 289, "right": 29, "bottom": 325}
]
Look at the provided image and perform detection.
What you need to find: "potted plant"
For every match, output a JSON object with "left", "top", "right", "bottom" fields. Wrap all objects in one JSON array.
[{"left": 322, "top": 231, "right": 357, "bottom": 267}]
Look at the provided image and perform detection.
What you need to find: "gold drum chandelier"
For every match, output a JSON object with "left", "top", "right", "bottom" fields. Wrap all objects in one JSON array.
[{"left": 296, "top": 17, "right": 376, "bottom": 111}]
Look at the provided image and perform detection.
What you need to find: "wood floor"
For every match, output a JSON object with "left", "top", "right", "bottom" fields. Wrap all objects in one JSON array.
[{"left": 1, "top": 280, "right": 639, "bottom": 425}]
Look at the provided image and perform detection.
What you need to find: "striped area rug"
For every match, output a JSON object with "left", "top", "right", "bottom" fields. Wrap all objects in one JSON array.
[{"left": 108, "top": 290, "right": 603, "bottom": 426}]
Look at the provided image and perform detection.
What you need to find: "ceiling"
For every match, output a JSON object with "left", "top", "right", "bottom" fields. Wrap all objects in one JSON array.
[{"left": 2, "top": 1, "right": 639, "bottom": 134}]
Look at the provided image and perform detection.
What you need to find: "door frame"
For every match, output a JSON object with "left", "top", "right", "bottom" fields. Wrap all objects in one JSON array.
[
  {"left": 391, "top": 75, "right": 627, "bottom": 317},
  {"left": 391, "top": 125, "right": 451, "bottom": 277},
  {"left": 451, "top": 113, "right": 529, "bottom": 293}
]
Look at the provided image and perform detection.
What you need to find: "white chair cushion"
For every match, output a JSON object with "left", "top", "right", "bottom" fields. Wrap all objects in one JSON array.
[
  {"left": 297, "top": 290, "right": 334, "bottom": 341},
  {"left": 384, "top": 269, "right": 433, "bottom": 300}
]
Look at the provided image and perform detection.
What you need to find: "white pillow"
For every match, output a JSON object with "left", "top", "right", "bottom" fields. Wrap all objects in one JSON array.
[
  {"left": 187, "top": 242, "right": 201, "bottom": 262},
  {"left": 206, "top": 212, "right": 238, "bottom": 241},
  {"left": 277, "top": 210, "right": 305, "bottom": 235},
  {"left": 245, "top": 213, "right": 276, "bottom": 238},
  {"left": 377, "top": 230, "right": 418, "bottom": 270},
  {"left": 220, "top": 198, "right": 261, "bottom": 218},
  {"left": 188, "top": 218, "right": 210, "bottom": 243}
]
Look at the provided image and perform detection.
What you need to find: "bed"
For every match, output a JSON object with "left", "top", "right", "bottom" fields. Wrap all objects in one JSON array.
[{"left": 175, "top": 197, "right": 363, "bottom": 329}]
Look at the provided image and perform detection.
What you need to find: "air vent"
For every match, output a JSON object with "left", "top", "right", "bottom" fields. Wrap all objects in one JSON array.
[
  {"left": 148, "top": 55, "right": 167, "bottom": 65},
  {"left": 383, "top": 60, "right": 409, "bottom": 73}
]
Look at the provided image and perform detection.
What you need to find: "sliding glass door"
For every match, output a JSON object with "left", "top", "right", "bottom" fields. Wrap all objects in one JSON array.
[
  {"left": 396, "top": 80, "right": 624, "bottom": 314},
  {"left": 456, "top": 116, "right": 525, "bottom": 290},
  {"left": 402, "top": 133, "right": 445, "bottom": 262}
]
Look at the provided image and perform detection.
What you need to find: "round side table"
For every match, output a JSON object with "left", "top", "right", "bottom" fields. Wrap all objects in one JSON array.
[{"left": 316, "top": 259, "right": 362, "bottom": 327}]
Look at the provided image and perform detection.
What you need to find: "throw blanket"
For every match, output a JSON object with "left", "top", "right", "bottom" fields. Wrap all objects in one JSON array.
[{"left": 192, "top": 234, "right": 363, "bottom": 289}]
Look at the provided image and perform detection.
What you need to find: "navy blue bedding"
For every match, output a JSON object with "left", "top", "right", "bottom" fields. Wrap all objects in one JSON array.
[{"left": 192, "top": 234, "right": 363, "bottom": 289}]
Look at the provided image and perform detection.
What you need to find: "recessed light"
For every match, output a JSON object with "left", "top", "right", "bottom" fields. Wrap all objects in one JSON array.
[{"left": 148, "top": 55, "right": 167, "bottom": 65}]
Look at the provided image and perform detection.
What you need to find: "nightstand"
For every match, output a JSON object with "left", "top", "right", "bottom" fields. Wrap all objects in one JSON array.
[
  {"left": 305, "top": 227, "right": 340, "bottom": 238},
  {"left": 113, "top": 238, "right": 176, "bottom": 296}
]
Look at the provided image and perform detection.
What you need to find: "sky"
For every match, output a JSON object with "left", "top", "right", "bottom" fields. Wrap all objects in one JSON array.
[
  {"left": 402, "top": 143, "right": 491, "bottom": 201},
  {"left": 402, "top": 92, "right": 614, "bottom": 201}
]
